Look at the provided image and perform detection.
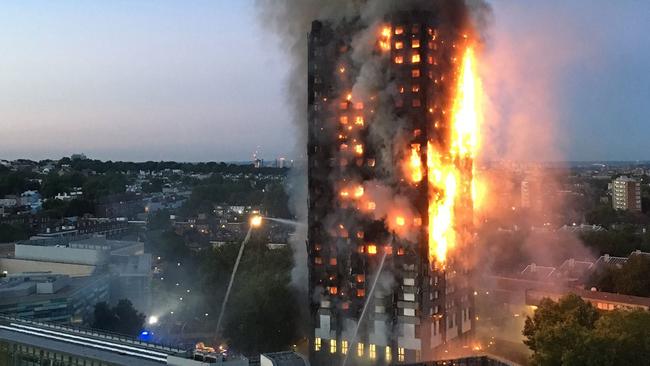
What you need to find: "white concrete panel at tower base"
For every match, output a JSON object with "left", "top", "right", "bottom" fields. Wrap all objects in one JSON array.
[
  {"left": 397, "top": 335, "right": 421, "bottom": 351},
  {"left": 397, "top": 323, "right": 418, "bottom": 349},
  {"left": 447, "top": 319, "right": 459, "bottom": 340},
  {"left": 369, "top": 320, "right": 388, "bottom": 346},
  {"left": 430, "top": 327, "right": 443, "bottom": 348},
  {"left": 461, "top": 308, "right": 472, "bottom": 333},
  {"left": 315, "top": 314, "right": 332, "bottom": 339}
]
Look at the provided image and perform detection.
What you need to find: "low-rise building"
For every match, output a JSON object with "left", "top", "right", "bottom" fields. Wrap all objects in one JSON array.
[{"left": 0, "top": 273, "right": 109, "bottom": 323}]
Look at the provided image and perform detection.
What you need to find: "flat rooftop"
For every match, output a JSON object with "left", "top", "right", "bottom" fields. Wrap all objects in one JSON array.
[{"left": 0, "top": 316, "right": 188, "bottom": 365}]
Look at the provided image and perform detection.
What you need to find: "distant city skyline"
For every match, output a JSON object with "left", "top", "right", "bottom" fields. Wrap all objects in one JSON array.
[{"left": 1, "top": 0, "right": 649, "bottom": 162}]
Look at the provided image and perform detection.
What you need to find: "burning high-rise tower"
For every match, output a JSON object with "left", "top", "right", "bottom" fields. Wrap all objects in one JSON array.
[{"left": 307, "top": 2, "right": 483, "bottom": 365}]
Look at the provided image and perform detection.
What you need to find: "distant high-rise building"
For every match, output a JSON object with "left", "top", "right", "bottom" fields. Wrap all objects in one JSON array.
[{"left": 612, "top": 176, "right": 642, "bottom": 212}]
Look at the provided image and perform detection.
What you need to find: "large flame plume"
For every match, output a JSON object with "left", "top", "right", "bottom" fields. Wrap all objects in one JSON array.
[{"left": 426, "top": 44, "right": 483, "bottom": 268}]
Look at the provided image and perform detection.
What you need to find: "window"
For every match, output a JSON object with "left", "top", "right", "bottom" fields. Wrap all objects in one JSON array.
[
  {"left": 411, "top": 53, "right": 421, "bottom": 63},
  {"left": 315, "top": 337, "right": 322, "bottom": 351},
  {"left": 385, "top": 346, "right": 392, "bottom": 362},
  {"left": 356, "top": 274, "right": 365, "bottom": 283},
  {"left": 329, "top": 257, "right": 337, "bottom": 266},
  {"left": 395, "top": 41, "right": 404, "bottom": 49},
  {"left": 354, "top": 102, "right": 364, "bottom": 110},
  {"left": 340, "top": 116, "right": 348, "bottom": 124},
  {"left": 315, "top": 257, "right": 323, "bottom": 265},
  {"left": 341, "top": 340, "right": 348, "bottom": 354},
  {"left": 412, "top": 99, "right": 421, "bottom": 107},
  {"left": 357, "top": 288, "right": 366, "bottom": 297},
  {"left": 411, "top": 69, "right": 420, "bottom": 78},
  {"left": 412, "top": 84, "right": 420, "bottom": 92},
  {"left": 403, "top": 308, "right": 415, "bottom": 316},
  {"left": 330, "top": 340, "right": 337, "bottom": 354},
  {"left": 357, "top": 343, "right": 364, "bottom": 357},
  {"left": 398, "top": 347, "right": 405, "bottom": 362},
  {"left": 395, "top": 55, "right": 404, "bottom": 64},
  {"left": 369, "top": 344, "right": 376, "bottom": 359},
  {"left": 412, "top": 39, "right": 420, "bottom": 48},
  {"left": 395, "top": 26, "right": 404, "bottom": 35},
  {"left": 355, "top": 116, "right": 364, "bottom": 126},
  {"left": 329, "top": 286, "right": 337, "bottom": 295}
]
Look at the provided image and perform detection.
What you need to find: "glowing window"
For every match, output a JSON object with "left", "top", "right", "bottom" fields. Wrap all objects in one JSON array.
[
  {"left": 411, "top": 69, "right": 421, "bottom": 78},
  {"left": 355, "top": 116, "right": 364, "bottom": 126},
  {"left": 330, "top": 340, "right": 337, "bottom": 354},
  {"left": 357, "top": 343, "right": 365, "bottom": 357},
  {"left": 357, "top": 288, "right": 366, "bottom": 297},
  {"left": 395, "top": 41, "right": 404, "bottom": 50},
  {"left": 428, "top": 55, "right": 434, "bottom": 64},
  {"left": 412, "top": 84, "right": 420, "bottom": 93},
  {"left": 339, "top": 116, "right": 348, "bottom": 124},
  {"left": 394, "top": 55, "right": 404, "bottom": 64},
  {"left": 411, "top": 39, "right": 420, "bottom": 48},
  {"left": 315, "top": 257, "right": 323, "bottom": 265},
  {"left": 384, "top": 246, "right": 393, "bottom": 255},
  {"left": 369, "top": 344, "right": 376, "bottom": 359},
  {"left": 395, "top": 26, "right": 404, "bottom": 35},
  {"left": 367, "top": 201, "right": 376, "bottom": 210},
  {"left": 341, "top": 340, "right": 348, "bottom": 354},
  {"left": 339, "top": 102, "right": 348, "bottom": 110},
  {"left": 367, "top": 244, "right": 377, "bottom": 254},
  {"left": 314, "top": 244, "right": 322, "bottom": 251},
  {"left": 386, "top": 346, "right": 392, "bottom": 362},
  {"left": 329, "top": 258, "right": 337, "bottom": 266},
  {"left": 315, "top": 337, "right": 321, "bottom": 351},
  {"left": 411, "top": 53, "right": 421, "bottom": 63},
  {"left": 329, "top": 286, "right": 337, "bottom": 295},
  {"left": 367, "top": 159, "right": 376, "bottom": 167},
  {"left": 398, "top": 347, "right": 405, "bottom": 362},
  {"left": 356, "top": 274, "right": 365, "bottom": 283},
  {"left": 412, "top": 99, "right": 421, "bottom": 107},
  {"left": 354, "top": 102, "right": 364, "bottom": 110}
]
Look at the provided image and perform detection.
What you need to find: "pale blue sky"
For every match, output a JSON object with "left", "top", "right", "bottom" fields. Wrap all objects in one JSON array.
[{"left": 1, "top": 1, "right": 648, "bottom": 162}]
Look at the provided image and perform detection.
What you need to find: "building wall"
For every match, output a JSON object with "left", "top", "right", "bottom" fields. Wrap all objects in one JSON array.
[
  {"left": 15, "top": 244, "right": 109, "bottom": 266},
  {"left": 0, "top": 258, "right": 96, "bottom": 277},
  {"left": 612, "top": 177, "right": 642, "bottom": 212}
]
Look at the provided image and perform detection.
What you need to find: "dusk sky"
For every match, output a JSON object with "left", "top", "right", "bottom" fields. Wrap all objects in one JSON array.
[{"left": 1, "top": 1, "right": 648, "bottom": 162}]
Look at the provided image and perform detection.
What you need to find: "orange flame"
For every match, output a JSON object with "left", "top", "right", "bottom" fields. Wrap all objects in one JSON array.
[
  {"left": 427, "top": 44, "right": 482, "bottom": 267},
  {"left": 379, "top": 26, "right": 391, "bottom": 51},
  {"left": 408, "top": 144, "right": 423, "bottom": 183}
]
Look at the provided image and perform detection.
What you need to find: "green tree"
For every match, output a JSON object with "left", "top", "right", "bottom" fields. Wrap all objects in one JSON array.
[
  {"left": 523, "top": 294, "right": 599, "bottom": 366},
  {"left": 0, "top": 224, "right": 30, "bottom": 243},
  {"left": 142, "top": 178, "right": 164, "bottom": 193},
  {"left": 585, "top": 310, "right": 650, "bottom": 366},
  {"left": 91, "top": 300, "right": 145, "bottom": 337},
  {"left": 524, "top": 294, "right": 650, "bottom": 365},
  {"left": 198, "top": 239, "right": 300, "bottom": 355},
  {"left": 587, "top": 255, "right": 650, "bottom": 297}
]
